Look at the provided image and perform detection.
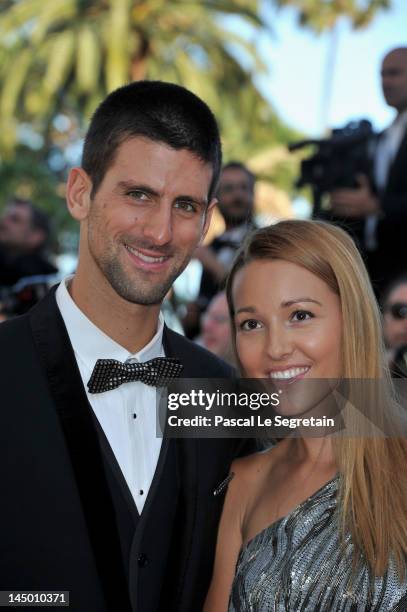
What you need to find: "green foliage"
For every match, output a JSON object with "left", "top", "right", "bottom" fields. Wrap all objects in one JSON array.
[
  {"left": 0, "top": 0, "right": 392, "bottom": 236},
  {"left": 0, "top": 146, "right": 74, "bottom": 239},
  {"left": 274, "top": 0, "right": 391, "bottom": 32},
  {"left": 0, "top": 0, "right": 299, "bottom": 225},
  {"left": 0, "top": 0, "right": 274, "bottom": 147}
]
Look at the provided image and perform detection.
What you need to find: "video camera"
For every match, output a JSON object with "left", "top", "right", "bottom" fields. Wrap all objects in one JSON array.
[{"left": 289, "top": 119, "right": 375, "bottom": 215}]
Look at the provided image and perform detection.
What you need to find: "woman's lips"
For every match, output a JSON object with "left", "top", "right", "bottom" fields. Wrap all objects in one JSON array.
[{"left": 268, "top": 366, "right": 310, "bottom": 385}]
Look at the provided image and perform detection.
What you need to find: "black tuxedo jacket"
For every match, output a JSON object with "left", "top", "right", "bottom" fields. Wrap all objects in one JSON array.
[
  {"left": 0, "top": 287, "right": 247, "bottom": 612},
  {"left": 367, "top": 128, "right": 407, "bottom": 294}
]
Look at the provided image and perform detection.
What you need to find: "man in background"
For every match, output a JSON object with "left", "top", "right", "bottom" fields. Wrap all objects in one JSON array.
[
  {"left": 198, "top": 291, "right": 235, "bottom": 365},
  {"left": 382, "top": 273, "right": 407, "bottom": 377},
  {"left": 195, "top": 161, "right": 256, "bottom": 309},
  {"left": 330, "top": 47, "right": 407, "bottom": 295},
  {"left": 0, "top": 197, "right": 57, "bottom": 286}
]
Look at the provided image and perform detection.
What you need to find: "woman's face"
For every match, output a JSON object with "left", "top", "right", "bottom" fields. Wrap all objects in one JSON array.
[{"left": 232, "top": 259, "right": 342, "bottom": 414}]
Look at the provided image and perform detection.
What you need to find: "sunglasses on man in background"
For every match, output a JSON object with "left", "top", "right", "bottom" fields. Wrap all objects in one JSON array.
[{"left": 386, "top": 303, "right": 407, "bottom": 319}]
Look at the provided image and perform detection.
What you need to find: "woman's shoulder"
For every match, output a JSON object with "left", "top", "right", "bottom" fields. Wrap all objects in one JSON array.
[
  {"left": 214, "top": 446, "right": 278, "bottom": 544},
  {"left": 229, "top": 442, "right": 281, "bottom": 494}
]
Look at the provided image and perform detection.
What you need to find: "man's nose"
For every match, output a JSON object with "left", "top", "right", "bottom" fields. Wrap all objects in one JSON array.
[
  {"left": 142, "top": 204, "right": 172, "bottom": 245},
  {"left": 202, "top": 313, "right": 216, "bottom": 333},
  {"left": 382, "top": 74, "right": 393, "bottom": 88}
]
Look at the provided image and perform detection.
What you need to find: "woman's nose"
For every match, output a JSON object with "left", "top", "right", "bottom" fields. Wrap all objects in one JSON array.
[{"left": 265, "top": 326, "right": 293, "bottom": 361}]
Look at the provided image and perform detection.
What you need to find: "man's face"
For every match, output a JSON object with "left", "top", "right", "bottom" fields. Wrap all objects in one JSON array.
[
  {"left": 216, "top": 167, "right": 254, "bottom": 227},
  {"left": 0, "top": 203, "right": 36, "bottom": 252},
  {"left": 201, "top": 293, "right": 231, "bottom": 358},
  {"left": 78, "top": 137, "right": 215, "bottom": 305},
  {"left": 381, "top": 49, "right": 407, "bottom": 113},
  {"left": 384, "top": 284, "right": 407, "bottom": 349}
]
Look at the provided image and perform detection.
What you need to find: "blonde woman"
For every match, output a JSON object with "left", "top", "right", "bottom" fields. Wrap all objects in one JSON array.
[{"left": 204, "top": 220, "right": 407, "bottom": 611}]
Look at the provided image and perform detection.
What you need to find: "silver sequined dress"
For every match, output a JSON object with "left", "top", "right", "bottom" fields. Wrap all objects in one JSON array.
[{"left": 229, "top": 477, "right": 407, "bottom": 611}]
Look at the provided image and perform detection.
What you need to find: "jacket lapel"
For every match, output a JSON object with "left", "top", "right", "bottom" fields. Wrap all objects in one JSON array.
[
  {"left": 163, "top": 324, "right": 206, "bottom": 376},
  {"left": 161, "top": 327, "right": 201, "bottom": 605},
  {"left": 29, "top": 287, "right": 132, "bottom": 612}
]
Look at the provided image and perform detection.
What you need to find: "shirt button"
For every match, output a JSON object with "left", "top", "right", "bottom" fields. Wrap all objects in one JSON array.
[
  {"left": 139, "top": 489, "right": 144, "bottom": 495},
  {"left": 138, "top": 553, "right": 149, "bottom": 567}
]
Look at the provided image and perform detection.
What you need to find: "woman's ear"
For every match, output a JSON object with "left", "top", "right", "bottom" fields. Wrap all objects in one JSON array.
[{"left": 66, "top": 167, "right": 93, "bottom": 221}]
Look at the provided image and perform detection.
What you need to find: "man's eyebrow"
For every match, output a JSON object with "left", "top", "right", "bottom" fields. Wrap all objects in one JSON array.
[
  {"left": 175, "top": 194, "right": 208, "bottom": 208},
  {"left": 117, "top": 181, "right": 160, "bottom": 197},
  {"left": 282, "top": 298, "right": 322, "bottom": 307}
]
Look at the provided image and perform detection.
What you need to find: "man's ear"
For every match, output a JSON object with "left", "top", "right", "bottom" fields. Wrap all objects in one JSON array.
[
  {"left": 66, "top": 167, "right": 93, "bottom": 221},
  {"left": 200, "top": 198, "right": 217, "bottom": 244}
]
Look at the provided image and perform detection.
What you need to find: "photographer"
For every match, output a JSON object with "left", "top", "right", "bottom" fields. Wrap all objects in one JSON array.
[{"left": 329, "top": 47, "right": 407, "bottom": 296}]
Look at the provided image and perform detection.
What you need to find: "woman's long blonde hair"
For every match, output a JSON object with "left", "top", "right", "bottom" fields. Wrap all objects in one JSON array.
[{"left": 226, "top": 219, "right": 407, "bottom": 577}]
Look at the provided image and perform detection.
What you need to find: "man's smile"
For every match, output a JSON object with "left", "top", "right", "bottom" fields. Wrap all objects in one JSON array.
[{"left": 124, "top": 243, "right": 171, "bottom": 271}]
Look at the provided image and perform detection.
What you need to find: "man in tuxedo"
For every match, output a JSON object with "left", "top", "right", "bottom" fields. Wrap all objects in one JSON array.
[
  {"left": 329, "top": 47, "right": 407, "bottom": 296},
  {"left": 0, "top": 82, "right": 247, "bottom": 611}
]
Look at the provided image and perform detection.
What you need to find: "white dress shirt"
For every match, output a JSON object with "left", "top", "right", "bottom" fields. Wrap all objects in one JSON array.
[
  {"left": 56, "top": 277, "right": 164, "bottom": 513},
  {"left": 374, "top": 109, "right": 407, "bottom": 190}
]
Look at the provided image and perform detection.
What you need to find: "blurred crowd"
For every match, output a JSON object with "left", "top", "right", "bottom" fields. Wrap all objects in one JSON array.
[
  {"left": 1, "top": 47, "right": 406, "bottom": 376},
  {"left": 0, "top": 198, "right": 57, "bottom": 320}
]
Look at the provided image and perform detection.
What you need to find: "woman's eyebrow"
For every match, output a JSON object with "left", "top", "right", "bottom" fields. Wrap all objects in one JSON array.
[
  {"left": 235, "top": 298, "right": 322, "bottom": 315},
  {"left": 282, "top": 298, "right": 322, "bottom": 307},
  {"left": 235, "top": 306, "right": 256, "bottom": 315}
]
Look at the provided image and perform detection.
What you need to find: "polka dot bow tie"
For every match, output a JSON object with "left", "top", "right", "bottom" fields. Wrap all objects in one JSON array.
[{"left": 87, "top": 357, "right": 183, "bottom": 394}]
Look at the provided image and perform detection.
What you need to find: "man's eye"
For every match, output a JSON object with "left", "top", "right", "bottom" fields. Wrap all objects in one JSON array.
[
  {"left": 239, "top": 319, "right": 262, "bottom": 331},
  {"left": 174, "top": 201, "right": 196, "bottom": 213},
  {"left": 290, "top": 310, "right": 313, "bottom": 322},
  {"left": 128, "top": 190, "right": 149, "bottom": 201}
]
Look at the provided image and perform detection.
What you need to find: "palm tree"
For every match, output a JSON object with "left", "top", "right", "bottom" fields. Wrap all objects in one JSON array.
[
  {"left": 0, "top": 0, "right": 283, "bottom": 156},
  {"left": 1, "top": 0, "right": 389, "bottom": 224},
  {"left": 273, "top": 0, "right": 392, "bottom": 133},
  {"left": 273, "top": 0, "right": 391, "bottom": 31}
]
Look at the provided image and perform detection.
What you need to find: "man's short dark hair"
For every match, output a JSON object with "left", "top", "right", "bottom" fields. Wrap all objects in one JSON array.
[
  {"left": 10, "top": 198, "right": 51, "bottom": 250},
  {"left": 82, "top": 80, "right": 222, "bottom": 200},
  {"left": 221, "top": 161, "right": 256, "bottom": 189}
]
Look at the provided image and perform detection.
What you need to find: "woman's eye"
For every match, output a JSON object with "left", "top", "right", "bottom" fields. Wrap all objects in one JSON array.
[
  {"left": 240, "top": 319, "right": 262, "bottom": 331},
  {"left": 291, "top": 310, "right": 313, "bottom": 322}
]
